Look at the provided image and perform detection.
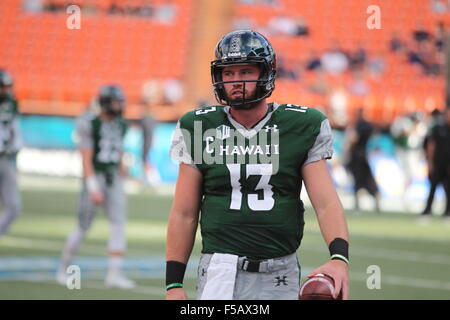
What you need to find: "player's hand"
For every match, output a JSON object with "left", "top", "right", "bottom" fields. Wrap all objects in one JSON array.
[
  {"left": 120, "top": 167, "right": 128, "bottom": 178},
  {"left": 165, "top": 287, "right": 187, "bottom": 300},
  {"left": 90, "top": 191, "right": 104, "bottom": 205},
  {"left": 119, "top": 159, "right": 128, "bottom": 178},
  {"left": 308, "top": 259, "right": 349, "bottom": 300}
]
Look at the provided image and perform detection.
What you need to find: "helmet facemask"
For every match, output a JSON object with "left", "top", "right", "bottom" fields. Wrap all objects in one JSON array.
[
  {"left": 98, "top": 85, "right": 126, "bottom": 117},
  {"left": 100, "top": 98, "right": 125, "bottom": 116},
  {"left": 211, "top": 30, "right": 276, "bottom": 109}
]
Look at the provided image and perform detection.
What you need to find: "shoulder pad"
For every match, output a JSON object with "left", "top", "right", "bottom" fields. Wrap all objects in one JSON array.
[
  {"left": 280, "top": 104, "right": 326, "bottom": 120},
  {"left": 281, "top": 104, "right": 310, "bottom": 113},
  {"left": 193, "top": 105, "right": 223, "bottom": 116},
  {"left": 179, "top": 105, "right": 224, "bottom": 125}
]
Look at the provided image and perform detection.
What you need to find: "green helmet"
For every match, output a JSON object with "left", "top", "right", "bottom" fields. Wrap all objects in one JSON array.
[{"left": 211, "top": 30, "right": 277, "bottom": 108}]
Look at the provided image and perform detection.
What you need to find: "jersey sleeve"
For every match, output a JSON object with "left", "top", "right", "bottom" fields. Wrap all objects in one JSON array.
[
  {"left": 9, "top": 117, "right": 22, "bottom": 153},
  {"left": 121, "top": 119, "right": 128, "bottom": 137},
  {"left": 169, "top": 120, "right": 197, "bottom": 168},
  {"left": 302, "top": 118, "right": 334, "bottom": 167},
  {"left": 75, "top": 117, "right": 93, "bottom": 150}
]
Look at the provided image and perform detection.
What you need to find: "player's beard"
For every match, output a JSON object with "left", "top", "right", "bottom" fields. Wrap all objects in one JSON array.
[
  {"left": 104, "top": 101, "right": 124, "bottom": 117},
  {"left": 226, "top": 83, "right": 259, "bottom": 110}
]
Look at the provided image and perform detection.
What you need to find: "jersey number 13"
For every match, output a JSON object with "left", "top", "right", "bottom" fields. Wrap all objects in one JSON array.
[{"left": 226, "top": 164, "right": 274, "bottom": 211}]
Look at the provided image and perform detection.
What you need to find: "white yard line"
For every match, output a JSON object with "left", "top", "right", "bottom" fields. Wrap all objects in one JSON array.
[
  {"left": 3, "top": 236, "right": 450, "bottom": 293},
  {"left": 0, "top": 277, "right": 196, "bottom": 298},
  {"left": 1, "top": 255, "right": 450, "bottom": 293},
  {"left": 0, "top": 236, "right": 150, "bottom": 256},
  {"left": 79, "top": 280, "right": 196, "bottom": 297},
  {"left": 3, "top": 269, "right": 450, "bottom": 294},
  {"left": 3, "top": 235, "right": 450, "bottom": 266},
  {"left": 301, "top": 244, "right": 450, "bottom": 265},
  {"left": 68, "top": 280, "right": 195, "bottom": 297}
]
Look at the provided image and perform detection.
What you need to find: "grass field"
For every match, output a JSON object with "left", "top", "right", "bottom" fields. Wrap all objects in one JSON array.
[{"left": 0, "top": 176, "right": 450, "bottom": 300}]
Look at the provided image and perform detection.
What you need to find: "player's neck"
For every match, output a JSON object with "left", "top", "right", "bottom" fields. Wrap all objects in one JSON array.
[
  {"left": 100, "top": 112, "right": 115, "bottom": 122},
  {"left": 229, "top": 100, "right": 268, "bottom": 129}
]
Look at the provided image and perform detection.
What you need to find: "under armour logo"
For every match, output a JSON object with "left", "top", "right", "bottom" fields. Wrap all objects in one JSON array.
[
  {"left": 275, "top": 275, "right": 288, "bottom": 286},
  {"left": 264, "top": 125, "right": 278, "bottom": 132}
]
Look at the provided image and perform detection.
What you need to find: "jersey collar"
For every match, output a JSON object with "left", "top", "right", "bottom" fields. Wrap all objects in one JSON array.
[{"left": 223, "top": 102, "right": 279, "bottom": 139}]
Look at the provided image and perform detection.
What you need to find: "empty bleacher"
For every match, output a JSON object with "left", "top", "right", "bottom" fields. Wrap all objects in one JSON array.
[
  {"left": 233, "top": 0, "right": 447, "bottom": 124},
  {"left": 0, "top": 0, "right": 448, "bottom": 123},
  {"left": 0, "top": 0, "right": 193, "bottom": 120}
]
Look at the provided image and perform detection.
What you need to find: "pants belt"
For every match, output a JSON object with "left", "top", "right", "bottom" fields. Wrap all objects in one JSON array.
[{"left": 239, "top": 257, "right": 270, "bottom": 273}]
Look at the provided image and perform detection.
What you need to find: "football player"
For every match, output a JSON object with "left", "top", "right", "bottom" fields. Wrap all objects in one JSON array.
[
  {"left": 165, "top": 30, "right": 349, "bottom": 300},
  {"left": 426, "top": 107, "right": 450, "bottom": 220},
  {"left": 345, "top": 108, "right": 380, "bottom": 212},
  {"left": 0, "top": 70, "right": 22, "bottom": 237},
  {"left": 57, "top": 85, "right": 135, "bottom": 289}
]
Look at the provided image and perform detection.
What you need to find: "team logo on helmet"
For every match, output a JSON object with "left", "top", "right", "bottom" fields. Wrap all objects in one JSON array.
[{"left": 229, "top": 36, "right": 243, "bottom": 57}]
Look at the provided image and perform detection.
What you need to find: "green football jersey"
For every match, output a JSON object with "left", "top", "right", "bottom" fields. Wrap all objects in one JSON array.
[
  {"left": 0, "top": 95, "right": 21, "bottom": 155},
  {"left": 76, "top": 112, "right": 127, "bottom": 173},
  {"left": 170, "top": 103, "right": 333, "bottom": 259}
]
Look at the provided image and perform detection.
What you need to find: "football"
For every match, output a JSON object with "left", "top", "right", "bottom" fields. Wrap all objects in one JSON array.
[{"left": 299, "top": 273, "right": 342, "bottom": 300}]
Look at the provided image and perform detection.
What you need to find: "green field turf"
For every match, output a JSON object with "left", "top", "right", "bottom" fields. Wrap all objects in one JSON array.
[{"left": 0, "top": 177, "right": 450, "bottom": 300}]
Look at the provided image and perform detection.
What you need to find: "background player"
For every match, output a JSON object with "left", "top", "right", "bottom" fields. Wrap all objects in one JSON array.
[
  {"left": 426, "top": 107, "right": 450, "bottom": 221},
  {"left": 57, "top": 85, "right": 135, "bottom": 289},
  {"left": 0, "top": 70, "right": 22, "bottom": 237},
  {"left": 420, "top": 109, "right": 444, "bottom": 220},
  {"left": 165, "top": 30, "right": 349, "bottom": 300},
  {"left": 139, "top": 104, "right": 159, "bottom": 185},
  {"left": 345, "top": 108, "right": 380, "bottom": 212}
]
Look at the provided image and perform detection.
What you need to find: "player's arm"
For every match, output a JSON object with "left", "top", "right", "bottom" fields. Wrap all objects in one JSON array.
[
  {"left": 426, "top": 137, "right": 436, "bottom": 174},
  {"left": 80, "top": 148, "right": 95, "bottom": 178},
  {"left": 119, "top": 152, "right": 128, "bottom": 177},
  {"left": 119, "top": 122, "right": 129, "bottom": 178},
  {"left": 166, "top": 163, "right": 203, "bottom": 300},
  {"left": 301, "top": 159, "right": 349, "bottom": 299},
  {"left": 80, "top": 147, "right": 104, "bottom": 205},
  {"left": 76, "top": 118, "right": 103, "bottom": 205}
]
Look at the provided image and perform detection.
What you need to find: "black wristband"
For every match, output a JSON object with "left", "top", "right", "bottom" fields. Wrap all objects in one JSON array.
[
  {"left": 166, "top": 261, "right": 187, "bottom": 287},
  {"left": 329, "top": 238, "right": 349, "bottom": 264}
]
